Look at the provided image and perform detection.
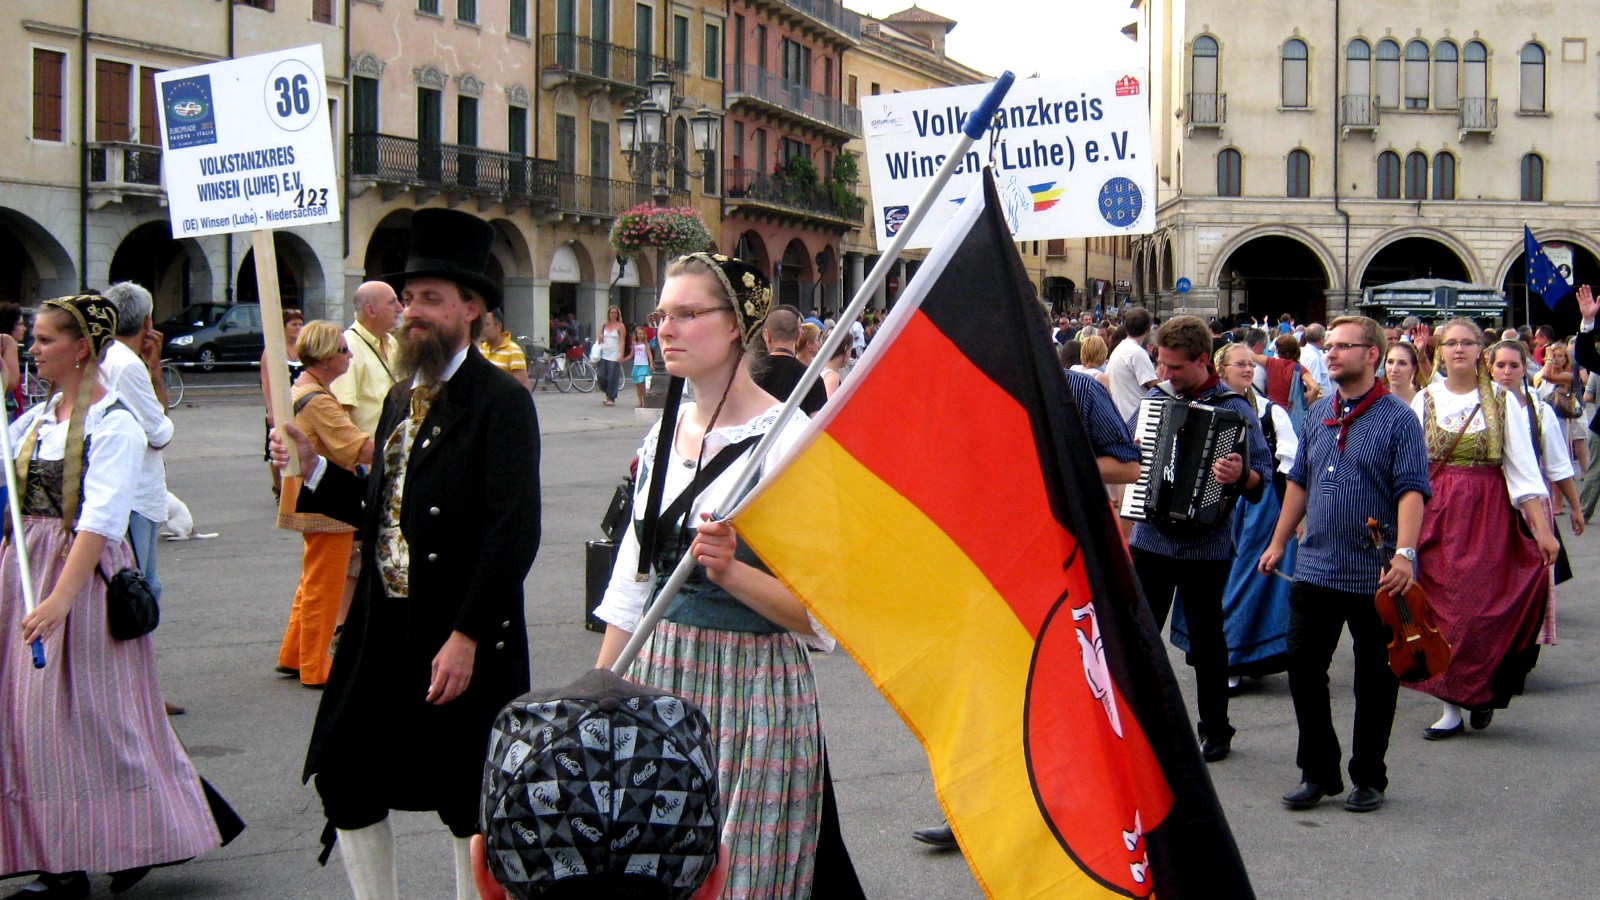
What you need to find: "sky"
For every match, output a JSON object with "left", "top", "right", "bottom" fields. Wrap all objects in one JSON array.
[{"left": 850, "top": 0, "right": 1143, "bottom": 80}]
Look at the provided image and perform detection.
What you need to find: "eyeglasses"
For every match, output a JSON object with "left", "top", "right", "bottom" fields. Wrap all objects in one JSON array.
[
  {"left": 653, "top": 306, "right": 731, "bottom": 326},
  {"left": 1225, "top": 362, "right": 1254, "bottom": 369},
  {"left": 338, "top": 345, "right": 352, "bottom": 355},
  {"left": 1325, "top": 342, "right": 1372, "bottom": 354},
  {"left": 1440, "top": 339, "right": 1479, "bottom": 349}
]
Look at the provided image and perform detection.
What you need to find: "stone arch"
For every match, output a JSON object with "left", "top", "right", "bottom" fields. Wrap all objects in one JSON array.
[
  {"left": 0, "top": 206, "right": 77, "bottom": 302},
  {"left": 1494, "top": 228, "right": 1600, "bottom": 330},
  {"left": 545, "top": 239, "right": 595, "bottom": 284},
  {"left": 1207, "top": 224, "right": 1341, "bottom": 293},
  {"left": 732, "top": 230, "right": 770, "bottom": 274},
  {"left": 108, "top": 219, "right": 214, "bottom": 322},
  {"left": 1210, "top": 228, "right": 1336, "bottom": 323},
  {"left": 1354, "top": 226, "right": 1481, "bottom": 287},
  {"left": 777, "top": 239, "right": 815, "bottom": 311},
  {"left": 237, "top": 230, "right": 325, "bottom": 313},
  {"left": 362, "top": 208, "right": 414, "bottom": 281},
  {"left": 1489, "top": 228, "right": 1600, "bottom": 293},
  {"left": 588, "top": 96, "right": 610, "bottom": 121}
]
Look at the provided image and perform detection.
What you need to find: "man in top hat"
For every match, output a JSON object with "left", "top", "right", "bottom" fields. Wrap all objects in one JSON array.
[{"left": 302, "top": 207, "right": 542, "bottom": 900}]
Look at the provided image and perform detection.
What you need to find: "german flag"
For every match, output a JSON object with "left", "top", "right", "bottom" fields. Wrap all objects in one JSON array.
[{"left": 730, "top": 171, "right": 1253, "bottom": 899}]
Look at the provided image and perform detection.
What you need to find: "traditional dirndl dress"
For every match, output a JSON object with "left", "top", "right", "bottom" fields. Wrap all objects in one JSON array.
[
  {"left": 1407, "top": 387, "right": 1550, "bottom": 711},
  {"left": 1, "top": 457, "right": 222, "bottom": 877}
]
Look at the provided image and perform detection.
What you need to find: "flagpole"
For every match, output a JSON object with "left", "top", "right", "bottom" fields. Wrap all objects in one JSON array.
[
  {"left": 0, "top": 409, "right": 45, "bottom": 669},
  {"left": 610, "top": 71, "right": 1017, "bottom": 675}
]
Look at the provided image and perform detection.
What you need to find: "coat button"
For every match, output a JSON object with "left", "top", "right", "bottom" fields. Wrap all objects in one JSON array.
[
  {"left": 501, "top": 620, "right": 511, "bottom": 628},
  {"left": 494, "top": 641, "right": 505, "bottom": 650},
  {"left": 427, "top": 552, "right": 438, "bottom": 562},
  {"left": 429, "top": 506, "right": 440, "bottom": 516},
  {"left": 432, "top": 426, "right": 441, "bottom": 435}
]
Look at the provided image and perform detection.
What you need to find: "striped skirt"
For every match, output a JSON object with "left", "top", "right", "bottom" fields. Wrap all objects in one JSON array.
[
  {"left": 1, "top": 516, "right": 221, "bottom": 877},
  {"left": 631, "top": 620, "right": 823, "bottom": 900}
]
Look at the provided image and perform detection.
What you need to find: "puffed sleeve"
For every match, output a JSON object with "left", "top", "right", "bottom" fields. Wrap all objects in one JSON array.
[
  {"left": 1500, "top": 392, "right": 1549, "bottom": 505},
  {"left": 76, "top": 409, "right": 142, "bottom": 540},
  {"left": 595, "top": 426, "right": 661, "bottom": 633},
  {"left": 1534, "top": 402, "right": 1574, "bottom": 482},
  {"left": 1268, "top": 402, "right": 1298, "bottom": 474}
]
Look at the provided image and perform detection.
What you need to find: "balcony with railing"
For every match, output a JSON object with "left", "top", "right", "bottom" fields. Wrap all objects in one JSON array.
[
  {"left": 1340, "top": 95, "right": 1378, "bottom": 136},
  {"left": 1185, "top": 93, "right": 1225, "bottom": 133},
  {"left": 551, "top": 172, "right": 688, "bottom": 222},
  {"left": 540, "top": 34, "right": 686, "bottom": 98},
  {"left": 723, "top": 168, "right": 863, "bottom": 228},
  {"left": 726, "top": 64, "right": 862, "bottom": 139},
  {"left": 349, "top": 133, "right": 558, "bottom": 209},
  {"left": 87, "top": 142, "right": 164, "bottom": 208},
  {"left": 756, "top": 0, "right": 862, "bottom": 41},
  {"left": 1459, "top": 97, "right": 1497, "bottom": 136}
]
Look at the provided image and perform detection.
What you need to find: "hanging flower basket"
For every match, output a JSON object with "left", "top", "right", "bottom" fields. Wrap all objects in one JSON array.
[{"left": 609, "top": 204, "right": 713, "bottom": 263}]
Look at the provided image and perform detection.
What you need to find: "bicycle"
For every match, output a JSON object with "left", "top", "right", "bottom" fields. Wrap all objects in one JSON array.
[
  {"left": 19, "top": 358, "right": 50, "bottom": 407},
  {"left": 519, "top": 337, "right": 572, "bottom": 393},
  {"left": 160, "top": 360, "right": 184, "bottom": 408},
  {"left": 565, "top": 345, "right": 598, "bottom": 393}
]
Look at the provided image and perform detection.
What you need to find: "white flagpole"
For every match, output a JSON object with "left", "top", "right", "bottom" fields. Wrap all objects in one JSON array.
[
  {"left": 0, "top": 412, "right": 45, "bottom": 668},
  {"left": 611, "top": 72, "right": 1017, "bottom": 675}
]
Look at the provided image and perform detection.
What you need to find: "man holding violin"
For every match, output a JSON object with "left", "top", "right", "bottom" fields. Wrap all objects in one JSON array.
[{"left": 1259, "top": 316, "right": 1430, "bottom": 814}]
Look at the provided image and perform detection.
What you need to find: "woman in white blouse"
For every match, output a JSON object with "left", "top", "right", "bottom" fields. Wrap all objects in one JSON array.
[
  {"left": 1, "top": 295, "right": 234, "bottom": 896},
  {"left": 1407, "top": 319, "right": 1559, "bottom": 741},
  {"left": 594, "top": 253, "right": 843, "bottom": 898}
]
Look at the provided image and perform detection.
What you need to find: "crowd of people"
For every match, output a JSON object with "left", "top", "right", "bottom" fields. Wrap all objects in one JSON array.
[{"left": 4, "top": 199, "right": 1598, "bottom": 900}]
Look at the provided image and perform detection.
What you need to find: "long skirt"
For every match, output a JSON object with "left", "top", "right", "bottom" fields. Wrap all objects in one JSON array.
[
  {"left": 278, "top": 529, "right": 355, "bottom": 685},
  {"left": 1407, "top": 466, "right": 1549, "bottom": 710},
  {"left": 631, "top": 620, "right": 823, "bottom": 900},
  {"left": 1172, "top": 486, "right": 1296, "bottom": 676},
  {"left": 1, "top": 517, "right": 221, "bottom": 877}
]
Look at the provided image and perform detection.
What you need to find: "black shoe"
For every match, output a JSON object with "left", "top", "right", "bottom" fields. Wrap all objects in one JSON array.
[
  {"left": 164, "top": 701, "right": 186, "bottom": 716},
  {"left": 911, "top": 822, "right": 957, "bottom": 850},
  {"left": 1282, "top": 781, "right": 1341, "bottom": 810},
  {"left": 1344, "top": 786, "right": 1385, "bottom": 813},
  {"left": 109, "top": 866, "right": 152, "bottom": 894},
  {"left": 274, "top": 665, "right": 299, "bottom": 677},
  {"left": 1469, "top": 708, "right": 1494, "bottom": 730},
  {"left": 3, "top": 872, "right": 90, "bottom": 900},
  {"left": 1423, "top": 722, "right": 1464, "bottom": 741},
  {"left": 1201, "top": 732, "right": 1232, "bottom": 762}
]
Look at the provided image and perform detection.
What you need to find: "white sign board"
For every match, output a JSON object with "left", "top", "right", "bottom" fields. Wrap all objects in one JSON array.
[
  {"left": 156, "top": 45, "right": 340, "bottom": 238},
  {"left": 861, "top": 70, "right": 1154, "bottom": 249}
]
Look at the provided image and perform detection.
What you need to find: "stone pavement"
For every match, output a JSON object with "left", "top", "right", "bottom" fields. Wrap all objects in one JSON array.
[{"left": 4, "top": 386, "right": 1598, "bottom": 898}]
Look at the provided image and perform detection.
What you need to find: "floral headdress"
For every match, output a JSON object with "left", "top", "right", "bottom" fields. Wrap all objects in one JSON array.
[{"left": 679, "top": 252, "right": 772, "bottom": 346}]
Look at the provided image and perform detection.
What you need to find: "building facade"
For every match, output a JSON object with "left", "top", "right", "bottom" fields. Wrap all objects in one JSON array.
[
  {"left": 5, "top": 0, "right": 345, "bottom": 320},
  {"left": 1134, "top": 0, "right": 1600, "bottom": 330}
]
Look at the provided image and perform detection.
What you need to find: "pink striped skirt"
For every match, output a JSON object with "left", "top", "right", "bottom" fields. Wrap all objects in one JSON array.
[{"left": 1, "top": 517, "right": 220, "bottom": 877}]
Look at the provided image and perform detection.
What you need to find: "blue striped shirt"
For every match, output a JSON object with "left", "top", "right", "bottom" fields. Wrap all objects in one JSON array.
[
  {"left": 1127, "top": 383, "right": 1273, "bottom": 560},
  {"left": 1287, "top": 391, "right": 1431, "bottom": 594},
  {"left": 1063, "top": 370, "right": 1139, "bottom": 463}
]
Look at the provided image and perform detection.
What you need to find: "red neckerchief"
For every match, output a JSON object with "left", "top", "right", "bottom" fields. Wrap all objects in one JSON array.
[
  {"left": 1323, "top": 381, "right": 1389, "bottom": 452},
  {"left": 1181, "top": 370, "right": 1221, "bottom": 401}
]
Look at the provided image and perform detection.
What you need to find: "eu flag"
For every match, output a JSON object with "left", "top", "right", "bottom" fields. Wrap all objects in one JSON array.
[{"left": 1525, "top": 226, "right": 1568, "bottom": 310}]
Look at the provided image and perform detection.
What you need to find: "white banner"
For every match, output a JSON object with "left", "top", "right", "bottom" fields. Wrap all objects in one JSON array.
[
  {"left": 861, "top": 70, "right": 1154, "bottom": 249},
  {"left": 156, "top": 45, "right": 340, "bottom": 238}
]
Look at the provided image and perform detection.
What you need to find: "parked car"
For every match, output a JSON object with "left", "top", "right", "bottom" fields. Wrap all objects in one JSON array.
[{"left": 161, "top": 303, "right": 265, "bottom": 371}]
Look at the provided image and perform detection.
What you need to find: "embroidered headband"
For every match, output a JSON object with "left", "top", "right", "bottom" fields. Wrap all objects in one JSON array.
[
  {"left": 678, "top": 252, "right": 772, "bottom": 346},
  {"left": 43, "top": 294, "right": 120, "bottom": 362}
]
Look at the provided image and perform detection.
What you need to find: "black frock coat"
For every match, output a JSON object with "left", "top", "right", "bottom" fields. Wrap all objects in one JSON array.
[{"left": 302, "top": 345, "right": 540, "bottom": 829}]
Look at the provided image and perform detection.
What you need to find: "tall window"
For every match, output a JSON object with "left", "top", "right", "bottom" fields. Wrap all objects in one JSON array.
[
  {"left": 1464, "top": 41, "right": 1487, "bottom": 100},
  {"left": 591, "top": 0, "right": 609, "bottom": 77},
  {"left": 417, "top": 86, "right": 442, "bottom": 180},
  {"left": 456, "top": 0, "right": 476, "bottom": 24},
  {"left": 848, "top": 74, "right": 858, "bottom": 105},
  {"left": 1404, "top": 151, "right": 1427, "bottom": 199},
  {"left": 313, "top": 0, "right": 334, "bottom": 24},
  {"left": 1433, "top": 151, "right": 1456, "bottom": 199},
  {"left": 1375, "top": 39, "right": 1400, "bottom": 108},
  {"left": 1377, "top": 150, "right": 1401, "bottom": 198},
  {"left": 507, "top": 105, "right": 527, "bottom": 155},
  {"left": 1521, "top": 153, "right": 1544, "bottom": 201},
  {"left": 781, "top": 137, "right": 808, "bottom": 162},
  {"left": 555, "top": 114, "right": 576, "bottom": 173},
  {"left": 1282, "top": 39, "right": 1308, "bottom": 108},
  {"left": 753, "top": 127, "right": 767, "bottom": 174},
  {"left": 781, "top": 39, "right": 809, "bottom": 86},
  {"left": 1192, "top": 35, "right": 1219, "bottom": 97},
  {"left": 1346, "top": 39, "right": 1370, "bottom": 97},
  {"left": 1286, "top": 149, "right": 1310, "bottom": 197},
  {"left": 1404, "top": 40, "right": 1429, "bottom": 109},
  {"left": 95, "top": 59, "right": 131, "bottom": 141},
  {"left": 1217, "top": 148, "right": 1242, "bottom": 196},
  {"left": 673, "top": 118, "right": 688, "bottom": 191},
  {"left": 32, "top": 49, "right": 65, "bottom": 141},
  {"left": 731, "top": 120, "right": 743, "bottom": 170},
  {"left": 634, "top": 4, "right": 653, "bottom": 85},
  {"left": 138, "top": 66, "right": 163, "bottom": 144},
  {"left": 704, "top": 23, "right": 720, "bottom": 79},
  {"left": 456, "top": 96, "right": 477, "bottom": 146},
  {"left": 351, "top": 75, "right": 378, "bottom": 172},
  {"left": 509, "top": 0, "right": 528, "bottom": 37},
  {"left": 754, "top": 25, "right": 768, "bottom": 70},
  {"left": 673, "top": 15, "right": 689, "bottom": 69},
  {"left": 1433, "top": 41, "right": 1458, "bottom": 109},
  {"left": 1521, "top": 43, "right": 1546, "bottom": 112},
  {"left": 591, "top": 121, "right": 610, "bottom": 179}
]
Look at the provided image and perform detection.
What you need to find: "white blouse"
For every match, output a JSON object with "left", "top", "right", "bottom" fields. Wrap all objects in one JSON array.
[
  {"left": 1525, "top": 397, "right": 1575, "bottom": 483},
  {"left": 596, "top": 403, "right": 834, "bottom": 651},
  {"left": 1412, "top": 383, "right": 1547, "bottom": 506},
  {"left": 1254, "top": 394, "right": 1298, "bottom": 475},
  {"left": 9, "top": 392, "right": 145, "bottom": 541}
]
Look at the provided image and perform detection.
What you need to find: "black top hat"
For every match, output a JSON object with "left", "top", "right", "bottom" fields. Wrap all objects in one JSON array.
[{"left": 384, "top": 208, "right": 502, "bottom": 310}]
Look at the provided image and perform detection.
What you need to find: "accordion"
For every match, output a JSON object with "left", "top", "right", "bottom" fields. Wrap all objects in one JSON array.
[{"left": 1119, "top": 395, "right": 1249, "bottom": 527}]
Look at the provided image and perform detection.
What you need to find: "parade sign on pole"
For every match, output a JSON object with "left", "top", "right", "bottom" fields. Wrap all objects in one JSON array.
[
  {"left": 155, "top": 45, "right": 340, "bottom": 482},
  {"left": 155, "top": 45, "right": 340, "bottom": 238},
  {"left": 861, "top": 70, "right": 1155, "bottom": 249}
]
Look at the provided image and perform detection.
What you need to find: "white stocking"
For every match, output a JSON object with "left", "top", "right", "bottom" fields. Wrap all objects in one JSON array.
[
  {"left": 1431, "top": 703, "right": 1463, "bottom": 731},
  {"left": 337, "top": 819, "right": 398, "bottom": 900},
  {"left": 453, "top": 835, "right": 475, "bottom": 900}
]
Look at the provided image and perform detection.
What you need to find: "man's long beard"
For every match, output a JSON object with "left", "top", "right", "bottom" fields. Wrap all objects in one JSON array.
[{"left": 395, "top": 320, "right": 457, "bottom": 382}]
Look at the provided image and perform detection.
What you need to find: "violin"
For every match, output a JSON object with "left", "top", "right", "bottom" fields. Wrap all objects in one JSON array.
[{"left": 1367, "top": 518, "right": 1453, "bottom": 682}]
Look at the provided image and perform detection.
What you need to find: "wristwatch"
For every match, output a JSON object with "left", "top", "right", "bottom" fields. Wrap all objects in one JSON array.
[{"left": 1394, "top": 547, "right": 1417, "bottom": 563}]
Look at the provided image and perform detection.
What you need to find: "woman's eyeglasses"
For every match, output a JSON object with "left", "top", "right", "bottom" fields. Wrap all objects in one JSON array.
[{"left": 653, "top": 306, "right": 731, "bottom": 326}]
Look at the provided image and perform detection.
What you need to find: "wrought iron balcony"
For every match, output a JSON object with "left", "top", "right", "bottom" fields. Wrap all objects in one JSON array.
[
  {"left": 1459, "top": 97, "right": 1497, "bottom": 136},
  {"left": 551, "top": 172, "right": 688, "bottom": 222},
  {"left": 775, "top": 0, "right": 861, "bottom": 40},
  {"left": 723, "top": 168, "right": 863, "bottom": 227},
  {"left": 1340, "top": 95, "right": 1378, "bottom": 135},
  {"left": 541, "top": 34, "right": 685, "bottom": 98},
  {"left": 726, "top": 64, "right": 862, "bottom": 138},
  {"left": 348, "top": 133, "right": 557, "bottom": 208},
  {"left": 1186, "top": 92, "right": 1225, "bottom": 131},
  {"left": 86, "top": 142, "right": 163, "bottom": 208}
]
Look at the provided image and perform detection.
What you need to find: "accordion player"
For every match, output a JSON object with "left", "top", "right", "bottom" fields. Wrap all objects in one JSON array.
[{"left": 1120, "top": 391, "right": 1252, "bottom": 527}]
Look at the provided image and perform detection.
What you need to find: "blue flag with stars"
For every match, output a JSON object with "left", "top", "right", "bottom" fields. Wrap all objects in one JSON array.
[{"left": 1525, "top": 226, "right": 1568, "bottom": 310}]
